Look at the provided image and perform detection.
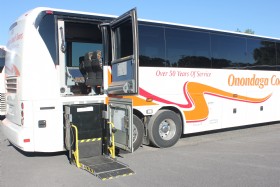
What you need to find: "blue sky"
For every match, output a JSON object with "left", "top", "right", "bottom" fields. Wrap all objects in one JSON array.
[{"left": 1, "top": 0, "right": 280, "bottom": 45}]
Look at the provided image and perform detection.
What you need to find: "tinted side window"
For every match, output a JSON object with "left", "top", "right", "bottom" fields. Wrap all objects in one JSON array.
[
  {"left": 139, "top": 24, "right": 165, "bottom": 67},
  {"left": 276, "top": 43, "right": 280, "bottom": 70},
  {"left": 211, "top": 34, "right": 246, "bottom": 69},
  {"left": 247, "top": 39, "right": 276, "bottom": 70},
  {"left": 0, "top": 48, "right": 5, "bottom": 72},
  {"left": 38, "top": 15, "right": 56, "bottom": 64},
  {"left": 165, "top": 28, "right": 211, "bottom": 68}
]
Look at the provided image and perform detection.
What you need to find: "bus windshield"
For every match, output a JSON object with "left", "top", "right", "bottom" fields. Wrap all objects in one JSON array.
[{"left": 0, "top": 47, "right": 5, "bottom": 72}]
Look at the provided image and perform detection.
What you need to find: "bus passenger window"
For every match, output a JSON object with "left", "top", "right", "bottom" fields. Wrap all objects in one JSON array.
[
  {"left": 139, "top": 25, "right": 166, "bottom": 67},
  {"left": 276, "top": 43, "right": 280, "bottom": 70},
  {"left": 165, "top": 28, "right": 211, "bottom": 68},
  {"left": 247, "top": 39, "right": 276, "bottom": 70},
  {"left": 211, "top": 34, "right": 246, "bottom": 69},
  {"left": 38, "top": 14, "right": 56, "bottom": 64}
]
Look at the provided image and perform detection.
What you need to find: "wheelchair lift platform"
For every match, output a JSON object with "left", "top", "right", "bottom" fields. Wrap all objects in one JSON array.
[{"left": 65, "top": 104, "right": 134, "bottom": 180}]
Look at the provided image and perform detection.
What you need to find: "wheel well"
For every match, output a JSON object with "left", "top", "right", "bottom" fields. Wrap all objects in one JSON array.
[
  {"left": 133, "top": 109, "right": 144, "bottom": 121},
  {"left": 133, "top": 107, "right": 185, "bottom": 134}
]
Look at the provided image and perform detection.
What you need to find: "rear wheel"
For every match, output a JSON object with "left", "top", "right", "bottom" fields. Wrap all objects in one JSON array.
[
  {"left": 132, "top": 115, "right": 144, "bottom": 151},
  {"left": 148, "top": 110, "right": 182, "bottom": 148}
]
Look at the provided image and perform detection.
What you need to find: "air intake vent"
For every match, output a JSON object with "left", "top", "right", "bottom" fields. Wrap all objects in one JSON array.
[
  {"left": 6, "top": 77, "right": 17, "bottom": 93},
  {"left": 0, "top": 93, "right": 6, "bottom": 113}
]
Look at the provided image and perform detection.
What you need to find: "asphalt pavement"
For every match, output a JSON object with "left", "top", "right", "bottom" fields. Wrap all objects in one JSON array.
[{"left": 1, "top": 121, "right": 280, "bottom": 187}]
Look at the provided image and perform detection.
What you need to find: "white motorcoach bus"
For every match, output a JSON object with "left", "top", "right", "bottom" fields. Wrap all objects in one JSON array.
[
  {"left": 3, "top": 7, "right": 280, "bottom": 156},
  {"left": 0, "top": 45, "right": 6, "bottom": 118}
]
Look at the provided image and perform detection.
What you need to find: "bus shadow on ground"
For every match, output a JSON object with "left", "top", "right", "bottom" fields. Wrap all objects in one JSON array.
[
  {"left": 180, "top": 121, "right": 279, "bottom": 139},
  {"left": 6, "top": 141, "right": 68, "bottom": 157}
]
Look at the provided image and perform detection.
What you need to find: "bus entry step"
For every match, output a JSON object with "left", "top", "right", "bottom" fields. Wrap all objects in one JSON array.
[{"left": 79, "top": 155, "right": 134, "bottom": 180}]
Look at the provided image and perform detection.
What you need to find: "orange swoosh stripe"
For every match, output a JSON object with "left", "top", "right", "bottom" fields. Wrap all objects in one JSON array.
[{"left": 184, "top": 82, "right": 271, "bottom": 122}]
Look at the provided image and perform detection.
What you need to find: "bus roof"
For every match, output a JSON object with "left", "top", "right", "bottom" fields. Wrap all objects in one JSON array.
[{"left": 15, "top": 7, "right": 280, "bottom": 42}]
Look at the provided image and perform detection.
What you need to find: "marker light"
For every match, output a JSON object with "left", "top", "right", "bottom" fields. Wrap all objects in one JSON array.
[
  {"left": 146, "top": 109, "right": 153, "bottom": 114},
  {"left": 146, "top": 98, "right": 153, "bottom": 102},
  {"left": 24, "top": 139, "right": 30, "bottom": 143},
  {"left": 45, "top": 10, "right": 53, "bottom": 15}
]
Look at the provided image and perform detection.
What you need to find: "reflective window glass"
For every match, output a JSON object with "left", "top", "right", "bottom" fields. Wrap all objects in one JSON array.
[
  {"left": 247, "top": 39, "right": 276, "bottom": 70},
  {"left": 38, "top": 15, "right": 56, "bottom": 64},
  {"left": 165, "top": 28, "right": 211, "bottom": 68},
  {"left": 211, "top": 34, "right": 246, "bottom": 69},
  {"left": 139, "top": 24, "right": 165, "bottom": 67}
]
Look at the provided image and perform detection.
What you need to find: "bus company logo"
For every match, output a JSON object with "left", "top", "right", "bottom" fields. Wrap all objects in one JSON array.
[
  {"left": 7, "top": 33, "right": 24, "bottom": 46},
  {"left": 5, "top": 65, "right": 20, "bottom": 76},
  {"left": 228, "top": 74, "right": 280, "bottom": 89}
]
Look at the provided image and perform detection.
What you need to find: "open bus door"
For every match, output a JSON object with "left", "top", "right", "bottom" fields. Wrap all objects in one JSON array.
[
  {"left": 103, "top": 8, "right": 139, "bottom": 153},
  {"left": 67, "top": 9, "right": 139, "bottom": 180}
]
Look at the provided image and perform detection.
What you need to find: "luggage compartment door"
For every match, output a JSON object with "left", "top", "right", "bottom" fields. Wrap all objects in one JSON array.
[{"left": 108, "top": 97, "right": 133, "bottom": 152}]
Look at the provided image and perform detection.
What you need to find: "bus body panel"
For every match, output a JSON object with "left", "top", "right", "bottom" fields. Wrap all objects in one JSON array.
[
  {"left": 2, "top": 7, "right": 280, "bottom": 152},
  {"left": 32, "top": 100, "right": 64, "bottom": 152},
  {"left": 3, "top": 8, "right": 63, "bottom": 152},
  {"left": 137, "top": 67, "right": 279, "bottom": 134}
]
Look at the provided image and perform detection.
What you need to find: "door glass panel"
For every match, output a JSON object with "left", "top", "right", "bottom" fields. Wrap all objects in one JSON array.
[
  {"left": 108, "top": 9, "right": 139, "bottom": 95},
  {"left": 114, "top": 20, "right": 133, "bottom": 59}
]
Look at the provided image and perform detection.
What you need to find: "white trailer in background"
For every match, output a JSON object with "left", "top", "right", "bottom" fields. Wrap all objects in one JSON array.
[{"left": 0, "top": 45, "right": 6, "bottom": 119}]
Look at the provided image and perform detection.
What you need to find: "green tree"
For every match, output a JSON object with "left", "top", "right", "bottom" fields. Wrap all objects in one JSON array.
[
  {"left": 244, "top": 29, "right": 255, "bottom": 34},
  {"left": 236, "top": 28, "right": 255, "bottom": 34}
]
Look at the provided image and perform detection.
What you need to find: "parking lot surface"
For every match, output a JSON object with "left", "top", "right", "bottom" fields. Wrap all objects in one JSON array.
[{"left": 1, "top": 121, "right": 280, "bottom": 187}]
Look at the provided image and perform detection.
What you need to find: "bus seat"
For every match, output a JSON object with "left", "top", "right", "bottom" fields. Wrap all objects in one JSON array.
[
  {"left": 80, "top": 50, "right": 103, "bottom": 94},
  {"left": 79, "top": 56, "right": 86, "bottom": 76}
]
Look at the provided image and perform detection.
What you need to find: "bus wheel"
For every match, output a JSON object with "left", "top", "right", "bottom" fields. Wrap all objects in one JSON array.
[
  {"left": 148, "top": 110, "right": 182, "bottom": 148},
  {"left": 133, "top": 115, "right": 144, "bottom": 151},
  {"left": 0, "top": 115, "right": 5, "bottom": 120}
]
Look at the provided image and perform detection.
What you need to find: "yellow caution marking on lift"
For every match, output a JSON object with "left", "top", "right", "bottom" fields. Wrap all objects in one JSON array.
[
  {"left": 79, "top": 138, "right": 102, "bottom": 143},
  {"left": 101, "top": 172, "right": 134, "bottom": 180},
  {"left": 82, "top": 164, "right": 95, "bottom": 174}
]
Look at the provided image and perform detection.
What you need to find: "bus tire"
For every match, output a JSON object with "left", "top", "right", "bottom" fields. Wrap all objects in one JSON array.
[
  {"left": 0, "top": 115, "right": 5, "bottom": 120},
  {"left": 148, "top": 110, "right": 182, "bottom": 148},
  {"left": 133, "top": 115, "right": 144, "bottom": 151}
]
